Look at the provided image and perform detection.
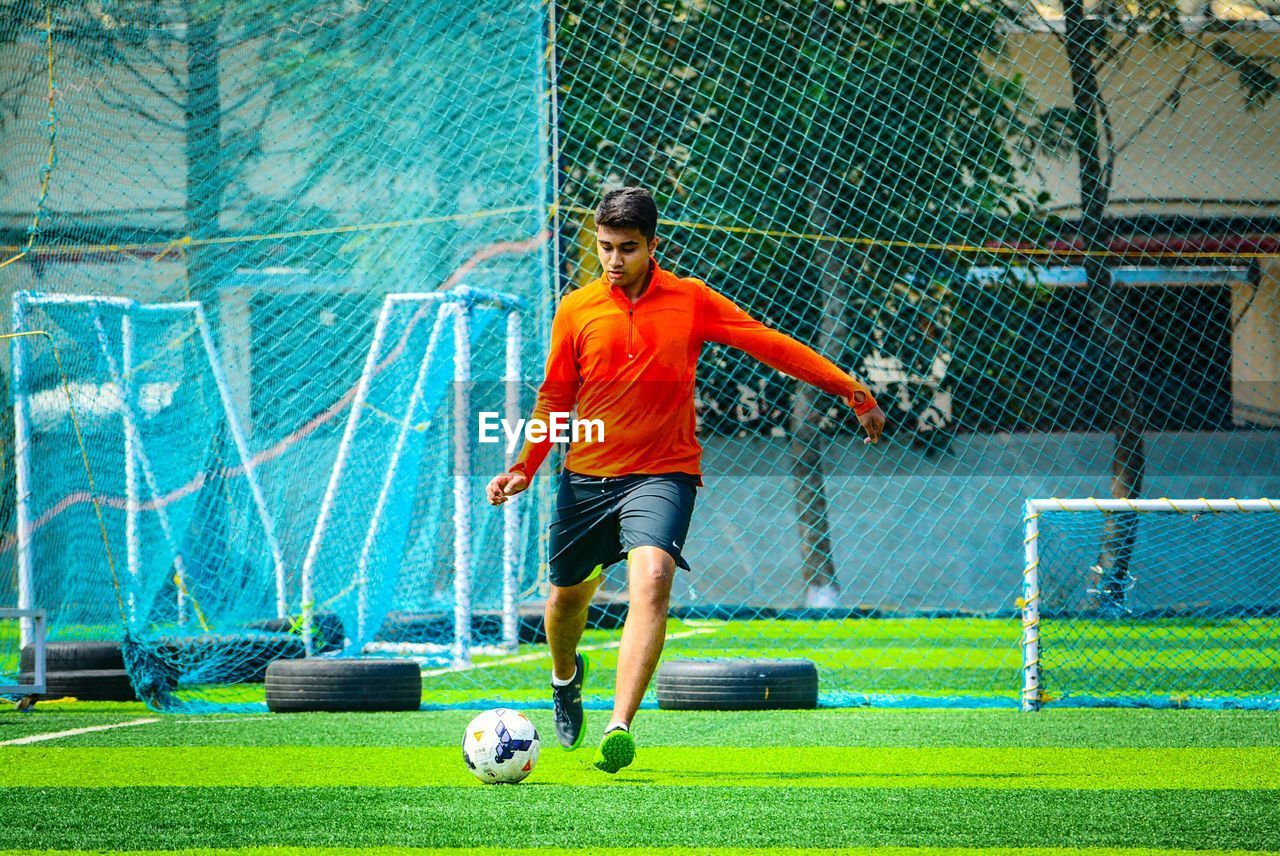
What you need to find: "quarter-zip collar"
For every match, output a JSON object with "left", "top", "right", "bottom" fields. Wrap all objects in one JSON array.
[{"left": 605, "top": 259, "right": 660, "bottom": 308}]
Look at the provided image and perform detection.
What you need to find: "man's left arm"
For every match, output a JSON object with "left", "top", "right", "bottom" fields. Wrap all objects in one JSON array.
[{"left": 697, "top": 281, "right": 884, "bottom": 441}]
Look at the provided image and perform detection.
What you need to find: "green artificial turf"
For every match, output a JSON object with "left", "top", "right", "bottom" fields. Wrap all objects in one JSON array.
[
  {"left": 5, "top": 844, "right": 1274, "bottom": 849},
  {"left": 0, "top": 707, "right": 1277, "bottom": 851},
  {"left": 1, "top": 786, "right": 1276, "bottom": 850},
  {"left": 6, "top": 745, "right": 1277, "bottom": 789},
  {"left": 3, "top": 613, "right": 1277, "bottom": 852},
  {"left": 7, "top": 707, "right": 1278, "bottom": 748},
  {"left": 409, "top": 617, "right": 1280, "bottom": 703}
]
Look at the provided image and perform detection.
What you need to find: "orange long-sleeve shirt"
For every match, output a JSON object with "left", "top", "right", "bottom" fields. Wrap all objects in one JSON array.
[{"left": 509, "top": 262, "right": 877, "bottom": 482}]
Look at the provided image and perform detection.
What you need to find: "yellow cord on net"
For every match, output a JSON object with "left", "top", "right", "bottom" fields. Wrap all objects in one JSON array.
[
  {"left": 1, "top": 329, "right": 212, "bottom": 632},
  {"left": 555, "top": 204, "right": 1280, "bottom": 260},
  {"left": 0, "top": 205, "right": 541, "bottom": 260},
  {"left": 1, "top": 330, "right": 124, "bottom": 623},
  {"left": 5, "top": 200, "right": 1278, "bottom": 264}
]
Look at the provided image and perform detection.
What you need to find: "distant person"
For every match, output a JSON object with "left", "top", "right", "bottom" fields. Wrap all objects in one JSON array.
[{"left": 486, "top": 187, "right": 884, "bottom": 773}]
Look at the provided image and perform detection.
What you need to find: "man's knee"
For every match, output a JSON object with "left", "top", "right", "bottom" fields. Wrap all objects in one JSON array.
[{"left": 628, "top": 548, "right": 675, "bottom": 598}]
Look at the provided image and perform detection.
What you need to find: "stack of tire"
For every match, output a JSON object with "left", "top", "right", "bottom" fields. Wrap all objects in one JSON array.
[{"left": 19, "top": 641, "right": 137, "bottom": 702}]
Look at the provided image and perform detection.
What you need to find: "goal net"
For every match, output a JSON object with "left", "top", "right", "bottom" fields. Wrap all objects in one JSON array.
[
  {"left": 13, "top": 293, "right": 288, "bottom": 709},
  {"left": 1021, "top": 498, "right": 1280, "bottom": 710},
  {"left": 12, "top": 289, "right": 535, "bottom": 711},
  {"left": 300, "top": 288, "right": 532, "bottom": 667}
]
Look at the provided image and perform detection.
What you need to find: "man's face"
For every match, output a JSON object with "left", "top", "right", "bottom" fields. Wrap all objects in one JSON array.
[{"left": 596, "top": 224, "right": 658, "bottom": 292}]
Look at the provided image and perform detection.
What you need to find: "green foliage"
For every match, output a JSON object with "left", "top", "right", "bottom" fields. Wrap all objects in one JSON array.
[
  {"left": 1209, "top": 41, "right": 1279, "bottom": 109},
  {"left": 559, "top": 0, "right": 1046, "bottom": 436}
]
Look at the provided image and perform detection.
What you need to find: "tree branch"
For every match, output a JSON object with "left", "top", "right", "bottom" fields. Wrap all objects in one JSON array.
[
  {"left": 1098, "top": 26, "right": 1140, "bottom": 80},
  {"left": 1096, "top": 13, "right": 1140, "bottom": 68},
  {"left": 1097, "top": 85, "right": 1117, "bottom": 194},
  {"left": 222, "top": 80, "right": 270, "bottom": 117},
  {"left": 117, "top": 57, "right": 183, "bottom": 112},
  {"left": 137, "top": 41, "right": 185, "bottom": 95},
  {"left": 1113, "top": 56, "right": 1198, "bottom": 158},
  {"left": 96, "top": 92, "right": 184, "bottom": 133}
]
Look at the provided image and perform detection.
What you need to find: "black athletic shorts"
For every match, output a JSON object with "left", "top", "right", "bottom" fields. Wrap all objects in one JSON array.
[{"left": 548, "top": 470, "right": 699, "bottom": 588}]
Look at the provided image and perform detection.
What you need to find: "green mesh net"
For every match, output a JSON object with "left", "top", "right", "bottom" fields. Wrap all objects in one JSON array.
[
  {"left": 1026, "top": 501, "right": 1280, "bottom": 708},
  {"left": 1, "top": 0, "right": 1278, "bottom": 710}
]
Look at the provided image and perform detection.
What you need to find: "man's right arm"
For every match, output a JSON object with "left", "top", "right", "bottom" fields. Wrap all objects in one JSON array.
[{"left": 508, "top": 303, "right": 581, "bottom": 480}]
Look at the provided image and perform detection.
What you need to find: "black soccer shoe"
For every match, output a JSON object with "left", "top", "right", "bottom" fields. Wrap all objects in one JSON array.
[{"left": 552, "top": 652, "right": 588, "bottom": 750}]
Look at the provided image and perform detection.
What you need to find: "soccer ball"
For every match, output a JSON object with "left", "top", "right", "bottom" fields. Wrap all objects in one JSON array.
[{"left": 462, "top": 708, "right": 541, "bottom": 784}]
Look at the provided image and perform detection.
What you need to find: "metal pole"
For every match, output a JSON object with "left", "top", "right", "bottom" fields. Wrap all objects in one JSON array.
[
  {"left": 1027, "top": 497, "right": 1279, "bottom": 513},
  {"left": 354, "top": 304, "right": 450, "bottom": 643},
  {"left": 93, "top": 309, "right": 191, "bottom": 630},
  {"left": 12, "top": 295, "right": 35, "bottom": 649},
  {"left": 502, "top": 309, "right": 522, "bottom": 652},
  {"left": 120, "top": 310, "right": 142, "bottom": 624},
  {"left": 300, "top": 297, "right": 396, "bottom": 653},
  {"left": 452, "top": 302, "right": 473, "bottom": 666},
  {"left": 0, "top": 609, "right": 46, "bottom": 696},
  {"left": 1021, "top": 500, "right": 1042, "bottom": 712}
]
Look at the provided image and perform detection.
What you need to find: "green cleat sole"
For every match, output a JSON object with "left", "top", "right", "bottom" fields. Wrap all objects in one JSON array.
[{"left": 592, "top": 727, "right": 635, "bottom": 774}]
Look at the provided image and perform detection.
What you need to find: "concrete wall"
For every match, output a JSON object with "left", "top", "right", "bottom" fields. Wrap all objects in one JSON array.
[
  {"left": 652, "top": 429, "right": 1280, "bottom": 612},
  {"left": 1234, "top": 257, "right": 1280, "bottom": 426},
  {"left": 993, "top": 31, "right": 1280, "bottom": 217}
]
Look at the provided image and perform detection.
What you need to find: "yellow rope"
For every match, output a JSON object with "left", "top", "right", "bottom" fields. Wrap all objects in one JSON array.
[
  {"left": 0, "top": 205, "right": 539, "bottom": 259},
  {"left": 556, "top": 204, "right": 1280, "bottom": 260},
  {"left": 2, "top": 330, "right": 125, "bottom": 624},
  {"left": 1, "top": 329, "right": 214, "bottom": 632},
  {"left": 171, "top": 570, "right": 212, "bottom": 632},
  {"left": 5, "top": 199, "right": 1276, "bottom": 263}
]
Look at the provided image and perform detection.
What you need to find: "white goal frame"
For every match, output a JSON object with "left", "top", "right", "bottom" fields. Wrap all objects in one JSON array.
[
  {"left": 299, "top": 288, "right": 526, "bottom": 664},
  {"left": 1020, "top": 496, "right": 1280, "bottom": 711},
  {"left": 0, "top": 608, "right": 46, "bottom": 696},
  {"left": 11, "top": 293, "right": 287, "bottom": 647}
]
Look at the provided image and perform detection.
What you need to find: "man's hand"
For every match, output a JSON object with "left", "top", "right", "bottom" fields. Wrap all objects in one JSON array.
[
  {"left": 486, "top": 471, "right": 530, "bottom": 506},
  {"left": 857, "top": 405, "right": 886, "bottom": 446}
]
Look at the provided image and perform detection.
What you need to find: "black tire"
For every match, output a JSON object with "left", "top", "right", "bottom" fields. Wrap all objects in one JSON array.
[
  {"left": 154, "top": 633, "right": 307, "bottom": 684},
  {"left": 265, "top": 658, "right": 421, "bottom": 712},
  {"left": 244, "top": 613, "right": 345, "bottom": 654},
  {"left": 17, "top": 669, "right": 138, "bottom": 702},
  {"left": 374, "top": 611, "right": 456, "bottom": 644},
  {"left": 20, "top": 641, "right": 124, "bottom": 673},
  {"left": 656, "top": 659, "right": 818, "bottom": 710}
]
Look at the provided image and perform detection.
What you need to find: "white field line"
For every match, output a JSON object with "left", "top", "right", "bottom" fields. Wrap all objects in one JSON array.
[
  {"left": 0, "top": 717, "right": 159, "bottom": 746},
  {"left": 420, "top": 626, "right": 721, "bottom": 679}
]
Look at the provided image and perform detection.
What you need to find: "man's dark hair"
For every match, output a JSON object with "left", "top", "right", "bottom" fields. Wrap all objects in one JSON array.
[{"left": 595, "top": 187, "right": 659, "bottom": 241}]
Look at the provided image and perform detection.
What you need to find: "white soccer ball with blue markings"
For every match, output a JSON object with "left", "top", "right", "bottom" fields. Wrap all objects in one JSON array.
[{"left": 462, "top": 707, "right": 541, "bottom": 784}]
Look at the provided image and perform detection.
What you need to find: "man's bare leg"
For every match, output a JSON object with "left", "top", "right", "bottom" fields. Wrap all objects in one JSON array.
[
  {"left": 593, "top": 546, "right": 674, "bottom": 773},
  {"left": 547, "top": 570, "right": 601, "bottom": 750},
  {"left": 546, "top": 571, "right": 602, "bottom": 681},
  {"left": 610, "top": 545, "right": 676, "bottom": 729}
]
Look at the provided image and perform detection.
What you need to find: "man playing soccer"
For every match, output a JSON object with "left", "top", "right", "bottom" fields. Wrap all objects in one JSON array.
[{"left": 485, "top": 187, "right": 885, "bottom": 773}]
